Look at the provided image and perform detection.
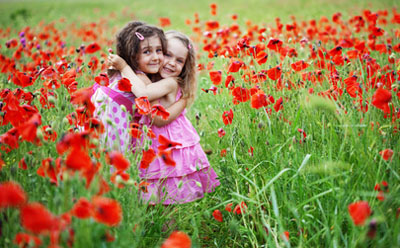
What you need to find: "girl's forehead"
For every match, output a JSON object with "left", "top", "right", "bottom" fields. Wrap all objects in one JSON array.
[{"left": 140, "top": 35, "right": 162, "bottom": 49}]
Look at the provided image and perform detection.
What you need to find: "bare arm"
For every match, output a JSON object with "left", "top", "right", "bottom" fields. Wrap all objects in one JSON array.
[
  {"left": 109, "top": 54, "right": 177, "bottom": 101},
  {"left": 152, "top": 98, "right": 187, "bottom": 127}
]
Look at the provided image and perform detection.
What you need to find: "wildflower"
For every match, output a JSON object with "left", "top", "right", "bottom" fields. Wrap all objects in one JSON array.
[
  {"left": 348, "top": 201, "right": 371, "bottom": 226},
  {"left": 212, "top": 209, "right": 223, "bottom": 222},
  {"left": 91, "top": 196, "right": 122, "bottom": 227},
  {"left": 0, "top": 181, "right": 27, "bottom": 209},
  {"left": 161, "top": 231, "right": 191, "bottom": 248}
]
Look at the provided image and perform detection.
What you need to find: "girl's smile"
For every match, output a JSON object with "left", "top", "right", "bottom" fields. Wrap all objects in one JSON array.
[
  {"left": 138, "top": 35, "right": 164, "bottom": 74},
  {"left": 160, "top": 38, "right": 188, "bottom": 78}
]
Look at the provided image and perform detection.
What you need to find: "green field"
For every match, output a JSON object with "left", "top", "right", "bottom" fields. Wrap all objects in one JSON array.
[{"left": 0, "top": 0, "right": 399, "bottom": 247}]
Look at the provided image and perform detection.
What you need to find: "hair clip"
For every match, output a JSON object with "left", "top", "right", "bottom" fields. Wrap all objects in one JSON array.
[
  {"left": 135, "top": 32, "right": 144, "bottom": 41},
  {"left": 188, "top": 43, "right": 192, "bottom": 50}
]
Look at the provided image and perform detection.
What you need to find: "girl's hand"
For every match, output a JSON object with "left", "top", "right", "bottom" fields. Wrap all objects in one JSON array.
[{"left": 108, "top": 54, "right": 128, "bottom": 71}]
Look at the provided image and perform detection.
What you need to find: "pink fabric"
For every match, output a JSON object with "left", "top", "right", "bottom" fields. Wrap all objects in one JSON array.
[
  {"left": 92, "top": 83, "right": 133, "bottom": 115},
  {"left": 91, "top": 73, "right": 136, "bottom": 152},
  {"left": 139, "top": 89, "right": 220, "bottom": 205}
]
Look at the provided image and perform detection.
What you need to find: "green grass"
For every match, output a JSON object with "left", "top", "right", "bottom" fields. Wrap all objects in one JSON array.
[{"left": 0, "top": 0, "right": 399, "bottom": 247}]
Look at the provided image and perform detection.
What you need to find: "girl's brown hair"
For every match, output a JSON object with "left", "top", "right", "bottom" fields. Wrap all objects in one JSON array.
[
  {"left": 165, "top": 30, "right": 197, "bottom": 106},
  {"left": 109, "top": 21, "right": 167, "bottom": 76}
]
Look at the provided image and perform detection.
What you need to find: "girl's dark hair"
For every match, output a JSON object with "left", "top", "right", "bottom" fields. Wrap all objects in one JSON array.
[{"left": 115, "top": 21, "right": 167, "bottom": 72}]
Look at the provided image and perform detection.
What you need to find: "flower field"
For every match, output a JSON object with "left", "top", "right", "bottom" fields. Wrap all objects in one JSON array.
[{"left": 0, "top": 0, "right": 399, "bottom": 247}]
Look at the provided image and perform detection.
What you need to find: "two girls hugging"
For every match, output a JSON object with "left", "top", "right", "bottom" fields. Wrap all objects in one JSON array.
[{"left": 92, "top": 21, "right": 219, "bottom": 205}]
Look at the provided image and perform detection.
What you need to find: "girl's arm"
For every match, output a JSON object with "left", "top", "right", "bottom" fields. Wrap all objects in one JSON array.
[
  {"left": 109, "top": 54, "right": 177, "bottom": 101},
  {"left": 152, "top": 98, "right": 187, "bottom": 127}
]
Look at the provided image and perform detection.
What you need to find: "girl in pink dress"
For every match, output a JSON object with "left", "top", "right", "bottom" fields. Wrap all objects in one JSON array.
[
  {"left": 92, "top": 22, "right": 185, "bottom": 153},
  {"left": 109, "top": 30, "right": 220, "bottom": 205}
]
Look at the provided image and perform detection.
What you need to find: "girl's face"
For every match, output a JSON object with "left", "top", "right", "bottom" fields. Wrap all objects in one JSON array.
[
  {"left": 159, "top": 38, "right": 188, "bottom": 78},
  {"left": 137, "top": 35, "right": 164, "bottom": 74}
]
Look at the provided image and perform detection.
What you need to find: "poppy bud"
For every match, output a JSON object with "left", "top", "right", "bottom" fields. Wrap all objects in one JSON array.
[
  {"left": 115, "top": 175, "right": 123, "bottom": 185},
  {"left": 63, "top": 170, "right": 70, "bottom": 181},
  {"left": 91, "top": 138, "right": 99, "bottom": 146},
  {"left": 149, "top": 194, "right": 157, "bottom": 203},
  {"left": 96, "top": 98, "right": 104, "bottom": 103},
  {"left": 143, "top": 139, "right": 150, "bottom": 150},
  {"left": 36, "top": 129, "right": 44, "bottom": 140},
  {"left": 142, "top": 125, "right": 148, "bottom": 134},
  {"left": 120, "top": 105, "right": 127, "bottom": 113},
  {"left": 62, "top": 117, "right": 69, "bottom": 126},
  {"left": 48, "top": 95, "right": 56, "bottom": 105},
  {"left": 177, "top": 180, "right": 183, "bottom": 189},
  {"left": 106, "top": 118, "right": 113, "bottom": 126},
  {"left": 124, "top": 179, "right": 134, "bottom": 185}
]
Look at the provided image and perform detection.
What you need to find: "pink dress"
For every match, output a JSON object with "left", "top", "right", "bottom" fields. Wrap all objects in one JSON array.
[
  {"left": 139, "top": 89, "right": 220, "bottom": 205},
  {"left": 91, "top": 73, "right": 135, "bottom": 152}
]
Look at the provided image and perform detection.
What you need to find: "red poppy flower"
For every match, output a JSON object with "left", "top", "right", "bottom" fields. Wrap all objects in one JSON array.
[
  {"left": 94, "top": 73, "right": 109, "bottom": 86},
  {"left": 267, "top": 65, "right": 282, "bottom": 80},
  {"left": 70, "top": 198, "right": 92, "bottom": 219},
  {"left": 248, "top": 146, "right": 254, "bottom": 156},
  {"left": 147, "top": 128, "right": 156, "bottom": 139},
  {"left": 158, "top": 134, "right": 182, "bottom": 150},
  {"left": 158, "top": 149, "right": 176, "bottom": 166},
  {"left": 222, "top": 109, "right": 233, "bottom": 125},
  {"left": 66, "top": 148, "right": 91, "bottom": 171},
  {"left": 328, "top": 46, "right": 342, "bottom": 57},
  {"left": 274, "top": 97, "right": 283, "bottom": 112},
  {"left": 104, "top": 230, "right": 115, "bottom": 242},
  {"left": 138, "top": 181, "right": 150, "bottom": 193},
  {"left": 220, "top": 149, "right": 227, "bottom": 157},
  {"left": 251, "top": 90, "right": 268, "bottom": 109},
  {"left": 379, "top": 149, "right": 393, "bottom": 161},
  {"left": 161, "top": 231, "right": 191, "bottom": 248},
  {"left": 117, "top": 77, "right": 132, "bottom": 92},
  {"left": 210, "top": 3, "right": 217, "bottom": 16},
  {"left": 205, "top": 20, "right": 220, "bottom": 30},
  {"left": 256, "top": 51, "right": 269, "bottom": 65},
  {"left": 291, "top": 60, "right": 309, "bottom": 71},
  {"left": 212, "top": 209, "right": 223, "bottom": 222},
  {"left": 225, "top": 74, "right": 235, "bottom": 88},
  {"left": 140, "top": 148, "right": 156, "bottom": 169},
  {"left": 267, "top": 38, "right": 283, "bottom": 52},
  {"left": 225, "top": 203, "right": 233, "bottom": 212},
  {"left": 17, "top": 113, "right": 41, "bottom": 143},
  {"left": 151, "top": 104, "right": 170, "bottom": 120},
  {"left": 201, "top": 86, "right": 218, "bottom": 95},
  {"left": 14, "top": 233, "right": 42, "bottom": 248},
  {"left": 135, "top": 96, "right": 151, "bottom": 115},
  {"left": 91, "top": 196, "right": 122, "bottom": 227},
  {"left": 130, "top": 123, "right": 142, "bottom": 139},
  {"left": 37, "top": 158, "right": 59, "bottom": 185},
  {"left": 0, "top": 181, "right": 27, "bottom": 209},
  {"left": 348, "top": 201, "right": 371, "bottom": 226},
  {"left": 372, "top": 88, "right": 392, "bottom": 114},
  {"left": 106, "top": 151, "right": 130, "bottom": 171},
  {"left": 84, "top": 118, "right": 105, "bottom": 134},
  {"left": 228, "top": 61, "right": 243, "bottom": 73},
  {"left": 233, "top": 201, "right": 247, "bottom": 215},
  {"left": 159, "top": 17, "right": 171, "bottom": 27},
  {"left": 19, "top": 157, "right": 28, "bottom": 170},
  {"left": 218, "top": 128, "right": 225, "bottom": 137},
  {"left": 85, "top": 42, "right": 101, "bottom": 54},
  {"left": 12, "top": 71, "right": 35, "bottom": 88},
  {"left": 20, "top": 202, "right": 55, "bottom": 234},
  {"left": 282, "top": 231, "right": 290, "bottom": 242},
  {"left": 209, "top": 71, "right": 222, "bottom": 85},
  {"left": 232, "top": 87, "right": 250, "bottom": 103}
]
